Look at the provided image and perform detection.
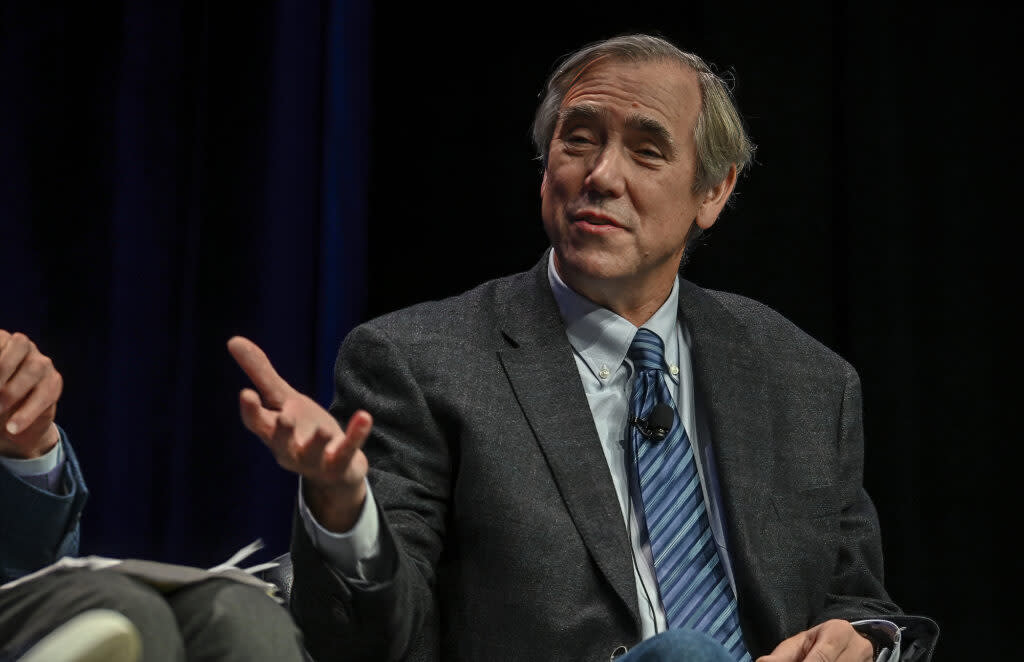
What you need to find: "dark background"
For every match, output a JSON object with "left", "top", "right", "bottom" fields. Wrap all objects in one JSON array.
[{"left": 1, "top": 1, "right": 1016, "bottom": 659}]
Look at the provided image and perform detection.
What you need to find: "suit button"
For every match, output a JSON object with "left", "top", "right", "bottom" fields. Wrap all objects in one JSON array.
[{"left": 609, "top": 645, "right": 628, "bottom": 660}]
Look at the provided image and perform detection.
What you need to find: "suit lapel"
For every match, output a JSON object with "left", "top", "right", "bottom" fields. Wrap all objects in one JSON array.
[
  {"left": 496, "top": 258, "right": 640, "bottom": 627},
  {"left": 677, "top": 280, "right": 777, "bottom": 651}
]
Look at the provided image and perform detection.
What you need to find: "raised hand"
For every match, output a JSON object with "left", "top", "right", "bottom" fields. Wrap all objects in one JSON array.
[
  {"left": 227, "top": 336, "right": 373, "bottom": 532},
  {"left": 0, "top": 330, "right": 63, "bottom": 459}
]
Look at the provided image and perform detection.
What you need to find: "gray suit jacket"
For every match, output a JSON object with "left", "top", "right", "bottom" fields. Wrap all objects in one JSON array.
[{"left": 290, "top": 254, "right": 907, "bottom": 661}]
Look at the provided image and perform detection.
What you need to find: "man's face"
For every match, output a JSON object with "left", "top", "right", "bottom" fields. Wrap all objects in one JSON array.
[{"left": 541, "top": 58, "right": 727, "bottom": 307}]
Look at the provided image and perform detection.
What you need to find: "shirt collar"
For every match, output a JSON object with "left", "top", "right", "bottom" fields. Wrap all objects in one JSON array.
[{"left": 546, "top": 251, "right": 681, "bottom": 382}]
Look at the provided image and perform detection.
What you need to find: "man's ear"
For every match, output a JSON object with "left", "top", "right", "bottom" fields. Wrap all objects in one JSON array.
[
  {"left": 540, "top": 168, "right": 549, "bottom": 198},
  {"left": 695, "top": 164, "right": 738, "bottom": 231}
]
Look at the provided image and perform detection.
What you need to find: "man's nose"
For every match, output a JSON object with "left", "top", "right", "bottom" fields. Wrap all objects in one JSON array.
[{"left": 583, "top": 145, "right": 627, "bottom": 199}]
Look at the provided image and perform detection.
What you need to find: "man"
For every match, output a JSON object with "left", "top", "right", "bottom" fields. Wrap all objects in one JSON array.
[
  {"left": 0, "top": 329, "right": 307, "bottom": 662},
  {"left": 230, "top": 35, "right": 936, "bottom": 661}
]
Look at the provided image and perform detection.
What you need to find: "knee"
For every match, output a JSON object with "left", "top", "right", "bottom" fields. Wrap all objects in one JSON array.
[
  {"left": 198, "top": 581, "right": 293, "bottom": 633},
  {"left": 174, "top": 580, "right": 304, "bottom": 660},
  {"left": 625, "top": 628, "right": 735, "bottom": 662},
  {"left": 54, "top": 570, "right": 185, "bottom": 661},
  {"left": 60, "top": 570, "right": 177, "bottom": 628}
]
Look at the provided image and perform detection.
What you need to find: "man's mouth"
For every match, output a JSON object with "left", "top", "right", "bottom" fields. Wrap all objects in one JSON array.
[{"left": 571, "top": 210, "right": 624, "bottom": 229}]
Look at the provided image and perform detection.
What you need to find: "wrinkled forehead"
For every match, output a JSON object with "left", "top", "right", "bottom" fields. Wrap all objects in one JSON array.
[{"left": 558, "top": 57, "right": 701, "bottom": 138}]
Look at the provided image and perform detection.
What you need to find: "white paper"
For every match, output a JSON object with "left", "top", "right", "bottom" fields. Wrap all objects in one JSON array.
[{"left": 1, "top": 539, "right": 282, "bottom": 603}]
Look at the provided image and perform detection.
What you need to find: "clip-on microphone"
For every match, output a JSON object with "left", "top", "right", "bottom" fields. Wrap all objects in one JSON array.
[{"left": 631, "top": 402, "right": 674, "bottom": 442}]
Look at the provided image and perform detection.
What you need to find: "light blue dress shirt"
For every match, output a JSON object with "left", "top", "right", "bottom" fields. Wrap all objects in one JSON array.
[{"left": 0, "top": 432, "right": 66, "bottom": 493}]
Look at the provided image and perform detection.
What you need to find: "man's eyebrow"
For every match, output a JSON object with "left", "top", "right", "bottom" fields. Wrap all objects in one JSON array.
[
  {"left": 626, "top": 114, "right": 676, "bottom": 155},
  {"left": 557, "top": 103, "right": 606, "bottom": 126}
]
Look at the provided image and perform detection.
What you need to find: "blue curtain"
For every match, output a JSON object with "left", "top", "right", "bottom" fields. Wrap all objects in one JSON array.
[{"left": 0, "top": 0, "right": 369, "bottom": 567}]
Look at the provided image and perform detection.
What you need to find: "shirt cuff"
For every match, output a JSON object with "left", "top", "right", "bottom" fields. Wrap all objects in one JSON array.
[
  {"left": 297, "top": 478, "right": 390, "bottom": 582},
  {"left": 0, "top": 434, "right": 66, "bottom": 493}
]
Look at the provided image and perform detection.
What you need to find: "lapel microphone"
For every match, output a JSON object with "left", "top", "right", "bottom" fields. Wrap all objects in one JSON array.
[{"left": 631, "top": 402, "right": 674, "bottom": 442}]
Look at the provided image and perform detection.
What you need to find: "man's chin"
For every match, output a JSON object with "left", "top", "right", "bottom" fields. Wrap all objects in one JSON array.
[{"left": 552, "top": 249, "right": 631, "bottom": 287}]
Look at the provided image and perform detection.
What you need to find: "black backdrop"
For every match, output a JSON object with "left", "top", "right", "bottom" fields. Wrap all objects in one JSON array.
[{"left": 1, "top": 1, "right": 1016, "bottom": 659}]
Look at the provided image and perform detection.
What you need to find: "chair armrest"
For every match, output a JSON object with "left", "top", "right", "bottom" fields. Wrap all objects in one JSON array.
[{"left": 257, "top": 552, "right": 295, "bottom": 607}]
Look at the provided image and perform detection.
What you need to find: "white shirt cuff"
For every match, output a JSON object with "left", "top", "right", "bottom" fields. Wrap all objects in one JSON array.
[
  {"left": 0, "top": 434, "right": 63, "bottom": 475},
  {"left": 297, "top": 477, "right": 384, "bottom": 582}
]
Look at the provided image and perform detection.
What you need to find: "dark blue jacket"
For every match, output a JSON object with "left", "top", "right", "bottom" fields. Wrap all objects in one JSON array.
[{"left": 0, "top": 429, "right": 89, "bottom": 584}]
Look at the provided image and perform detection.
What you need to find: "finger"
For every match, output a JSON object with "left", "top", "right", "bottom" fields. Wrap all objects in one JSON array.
[
  {"left": 799, "top": 640, "right": 868, "bottom": 662},
  {"left": 324, "top": 410, "right": 373, "bottom": 470},
  {"left": 269, "top": 408, "right": 299, "bottom": 455},
  {"left": 808, "top": 620, "right": 872, "bottom": 662},
  {"left": 0, "top": 333, "right": 31, "bottom": 390},
  {"left": 227, "top": 336, "right": 292, "bottom": 408},
  {"left": 809, "top": 631, "right": 871, "bottom": 662},
  {"left": 756, "top": 650, "right": 801, "bottom": 661},
  {"left": 291, "top": 421, "right": 332, "bottom": 466},
  {"left": 4, "top": 370, "right": 62, "bottom": 436},
  {"left": 757, "top": 631, "right": 810, "bottom": 662},
  {"left": 238, "top": 388, "right": 280, "bottom": 441},
  {"left": 262, "top": 407, "right": 322, "bottom": 474},
  {"left": 0, "top": 330, "right": 10, "bottom": 351}
]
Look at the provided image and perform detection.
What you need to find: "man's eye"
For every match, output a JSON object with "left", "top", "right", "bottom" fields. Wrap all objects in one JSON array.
[
  {"left": 636, "top": 147, "right": 663, "bottom": 158},
  {"left": 566, "top": 133, "right": 593, "bottom": 144}
]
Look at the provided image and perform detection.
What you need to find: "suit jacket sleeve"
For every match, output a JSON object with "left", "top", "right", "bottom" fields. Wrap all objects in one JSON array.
[
  {"left": 0, "top": 427, "right": 89, "bottom": 584},
  {"left": 816, "top": 365, "right": 940, "bottom": 658},
  {"left": 290, "top": 321, "right": 447, "bottom": 662},
  {"left": 818, "top": 362, "right": 897, "bottom": 620}
]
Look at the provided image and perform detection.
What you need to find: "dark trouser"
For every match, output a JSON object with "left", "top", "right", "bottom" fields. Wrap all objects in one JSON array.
[{"left": 0, "top": 568, "right": 306, "bottom": 662}]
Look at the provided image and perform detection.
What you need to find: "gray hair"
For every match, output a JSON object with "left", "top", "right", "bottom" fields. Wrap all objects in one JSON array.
[{"left": 531, "top": 34, "right": 755, "bottom": 195}]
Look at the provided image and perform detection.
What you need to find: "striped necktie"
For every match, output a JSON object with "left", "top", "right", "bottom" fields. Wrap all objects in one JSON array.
[{"left": 628, "top": 328, "right": 750, "bottom": 661}]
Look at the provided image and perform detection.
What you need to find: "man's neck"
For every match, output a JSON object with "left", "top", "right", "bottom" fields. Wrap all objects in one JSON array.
[{"left": 551, "top": 257, "right": 675, "bottom": 328}]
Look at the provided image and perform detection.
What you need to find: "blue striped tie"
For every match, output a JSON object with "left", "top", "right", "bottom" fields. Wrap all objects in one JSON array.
[{"left": 628, "top": 328, "right": 750, "bottom": 661}]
